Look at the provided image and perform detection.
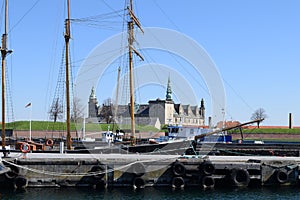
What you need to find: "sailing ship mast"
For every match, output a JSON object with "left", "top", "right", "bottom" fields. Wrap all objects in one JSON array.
[
  {"left": 127, "top": 0, "right": 143, "bottom": 145},
  {"left": 65, "top": 0, "right": 72, "bottom": 150},
  {"left": 1, "top": 0, "right": 12, "bottom": 149}
]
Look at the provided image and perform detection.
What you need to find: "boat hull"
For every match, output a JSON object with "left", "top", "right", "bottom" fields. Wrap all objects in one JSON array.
[{"left": 123, "top": 140, "right": 193, "bottom": 155}]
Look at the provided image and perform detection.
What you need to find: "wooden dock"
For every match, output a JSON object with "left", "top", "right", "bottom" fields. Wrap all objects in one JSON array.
[{"left": 0, "top": 153, "right": 300, "bottom": 189}]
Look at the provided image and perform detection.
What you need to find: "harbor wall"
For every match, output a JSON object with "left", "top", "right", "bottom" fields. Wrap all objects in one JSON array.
[{"left": 2, "top": 154, "right": 300, "bottom": 189}]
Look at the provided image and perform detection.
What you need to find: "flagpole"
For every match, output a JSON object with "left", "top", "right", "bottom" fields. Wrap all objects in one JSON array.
[
  {"left": 25, "top": 103, "right": 32, "bottom": 141},
  {"left": 29, "top": 105, "right": 32, "bottom": 141}
]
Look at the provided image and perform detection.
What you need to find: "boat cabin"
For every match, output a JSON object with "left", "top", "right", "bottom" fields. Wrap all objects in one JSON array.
[{"left": 102, "top": 131, "right": 124, "bottom": 143}]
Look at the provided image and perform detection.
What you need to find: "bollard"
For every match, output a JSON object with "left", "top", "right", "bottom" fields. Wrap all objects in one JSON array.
[{"left": 60, "top": 141, "right": 64, "bottom": 154}]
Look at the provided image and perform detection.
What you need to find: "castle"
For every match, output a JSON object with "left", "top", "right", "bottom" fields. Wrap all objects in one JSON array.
[{"left": 87, "top": 77, "right": 205, "bottom": 129}]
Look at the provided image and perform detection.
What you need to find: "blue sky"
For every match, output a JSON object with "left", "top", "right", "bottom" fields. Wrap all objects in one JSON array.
[{"left": 2, "top": 0, "right": 300, "bottom": 126}]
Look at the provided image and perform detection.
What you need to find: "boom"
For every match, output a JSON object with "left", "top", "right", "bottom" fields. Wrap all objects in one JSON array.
[{"left": 195, "top": 118, "right": 264, "bottom": 140}]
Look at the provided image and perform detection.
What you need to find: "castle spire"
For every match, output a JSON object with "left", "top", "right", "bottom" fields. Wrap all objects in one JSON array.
[
  {"left": 88, "top": 86, "right": 99, "bottom": 118},
  {"left": 166, "top": 76, "right": 172, "bottom": 101},
  {"left": 199, "top": 98, "right": 205, "bottom": 118},
  {"left": 90, "top": 86, "right": 96, "bottom": 99}
]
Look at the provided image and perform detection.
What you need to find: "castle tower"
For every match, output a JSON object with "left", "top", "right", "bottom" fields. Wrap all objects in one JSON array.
[
  {"left": 165, "top": 76, "right": 174, "bottom": 124},
  {"left": 88, "top": 87, "right": 99, "bottom": 118},
  {"left": 166, "top": 76, "right": 172, "bottom": 101},
  {"left": 199, "top": 98, "right": 205, "bottom": 119},
  {"left": 149, "top": 76, "right": 175, "bottom": 125}
]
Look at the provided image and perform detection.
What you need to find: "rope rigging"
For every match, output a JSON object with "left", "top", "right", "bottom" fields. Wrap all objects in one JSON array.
[
  {"left": 71, "top": 9, "right": 126, "bottom": 31},
  {"left": 8, "top": 0, "right": 42, "bottom": 34},
  {"left": 4, "top": 63, "right": 14, "bottom": 123},
  {"left": 49, "top": 47, "right": 66, "bottom": 123}
]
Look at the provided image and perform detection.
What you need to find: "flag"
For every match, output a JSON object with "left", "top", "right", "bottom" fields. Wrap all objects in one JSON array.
[{"left": 25, "top": 103, "right": 32, "bottom": 108}]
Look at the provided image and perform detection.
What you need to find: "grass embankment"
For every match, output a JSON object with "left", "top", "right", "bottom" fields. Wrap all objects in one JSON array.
[
  {"left": 6, "top": 121, "right": 300, "bottom": 141},
  {"left": 230, "top": 128, "right": 300, "bottom": 134},
  {"left": 6, "top": 121, "right": 159, "bottom": 132},
  {"left": 229, "top": 128, "right": 300, "bottom": 142},
  {"left": 6, "top": 121, "right": 77, "bottom": 131}
]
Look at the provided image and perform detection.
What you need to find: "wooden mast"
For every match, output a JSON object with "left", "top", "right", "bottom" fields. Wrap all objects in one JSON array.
[
  {"left": 1, "top": 0, "right": 12, "bottom": 149},
  {"left": 127, "top": 0, "right": 144, "bottom": 146},
  {"left": 65, "top": 0, "right": 72, "bottom": 150},
  {"left": 128, "top": 0, "right": 135, "bottom": 145}
]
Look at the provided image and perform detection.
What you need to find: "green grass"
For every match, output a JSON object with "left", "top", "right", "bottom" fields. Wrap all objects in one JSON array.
[
  {"left": 5, "top": 121, "right": 300, "bottom": 136},
  {"left": 5, "top": 121, "right": 159, "bottom": 133},
  {"left": 6, "top": 121, "right": 76, "bottom": 131},
  {"left": 229, "top": 128, "right": 300, "bottom": 134},
  {"left": 242, "top": 138, "right": 300, "bottom": 142}
]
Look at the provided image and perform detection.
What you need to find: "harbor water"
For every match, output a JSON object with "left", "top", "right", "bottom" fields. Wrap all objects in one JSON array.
[{"left": 1, "top": 187, "right": 300, "bottom": 200}]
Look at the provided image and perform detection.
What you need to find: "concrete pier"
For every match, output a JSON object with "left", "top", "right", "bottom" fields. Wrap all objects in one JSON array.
[{"left": 1, "top": 153, "right": 300, "bottom": 189}]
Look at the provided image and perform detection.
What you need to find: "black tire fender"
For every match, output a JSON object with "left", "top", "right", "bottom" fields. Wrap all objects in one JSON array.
[
  {"left": 201, "top": 161, "right": 215, "bottom": 175},
  {"left": 230, "top": 168, "right": 250, "bottom": 187},
  {"left": 95, "top": 179, "right": 107, "bottom": 189},
  {"left": 172, "top": 176, "right": 185, "bottom": 189},
  {"left": 5, "top": 165, "right": 19, "bottom": 180},
  {"left": 90, "top": 165, "right": 105, "bottom": 180},
  {"left": 133, "top": 177, "right": 146, "bottom": 189},
  {"left": 14, "top": 176, "right": 28, "bottom": 189},
  {"left": 275, "top": 169, "right": 288, "bottom": 184},
  {"left": 172, "top": 162, "right": 186, "bottom": 176},
  {"left": 201, "top": 176, "right": 215, "bottom": 189}
]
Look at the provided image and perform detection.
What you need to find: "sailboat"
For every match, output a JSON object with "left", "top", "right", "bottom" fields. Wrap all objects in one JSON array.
[
  {"left": 69, "top": 1, "right": 197, "bottom": 155},
  {"left": 0, "top": 0, "right": 298, "bottom": 191},
  {"left": 0, "top": 0, "right": 258, "bottom": 157},
  {"left": 0, "top": 1, "right": 153, "bottom": 189}
]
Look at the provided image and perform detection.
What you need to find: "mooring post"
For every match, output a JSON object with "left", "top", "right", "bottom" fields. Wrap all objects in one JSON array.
[
  {"left": 60, "top": 141, "right": 64, "bottom": 154},
  {"left": 289, "top": 113, "right": 293, "bottom": 129},
  {"left": 2, "top": 147, "right": 8, "bottom": 158}
]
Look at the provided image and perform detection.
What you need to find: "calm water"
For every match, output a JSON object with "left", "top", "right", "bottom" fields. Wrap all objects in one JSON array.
[{"left": 0, "top": 187, "right": 300, "bottom": 200}]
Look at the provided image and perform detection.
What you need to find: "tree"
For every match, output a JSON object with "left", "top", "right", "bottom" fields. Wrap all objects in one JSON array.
[
  {"left": 251, "top": 108, "right": 267, "bottom": 128},
  {"left": 49, "top": 98, "right": 63, "bottom": 122},
  {"left": 100, "top": 98, "right": 114, "bottom": 124},
  {"left": 71, "top": 97, "right": 84, "bottom": 123}
]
